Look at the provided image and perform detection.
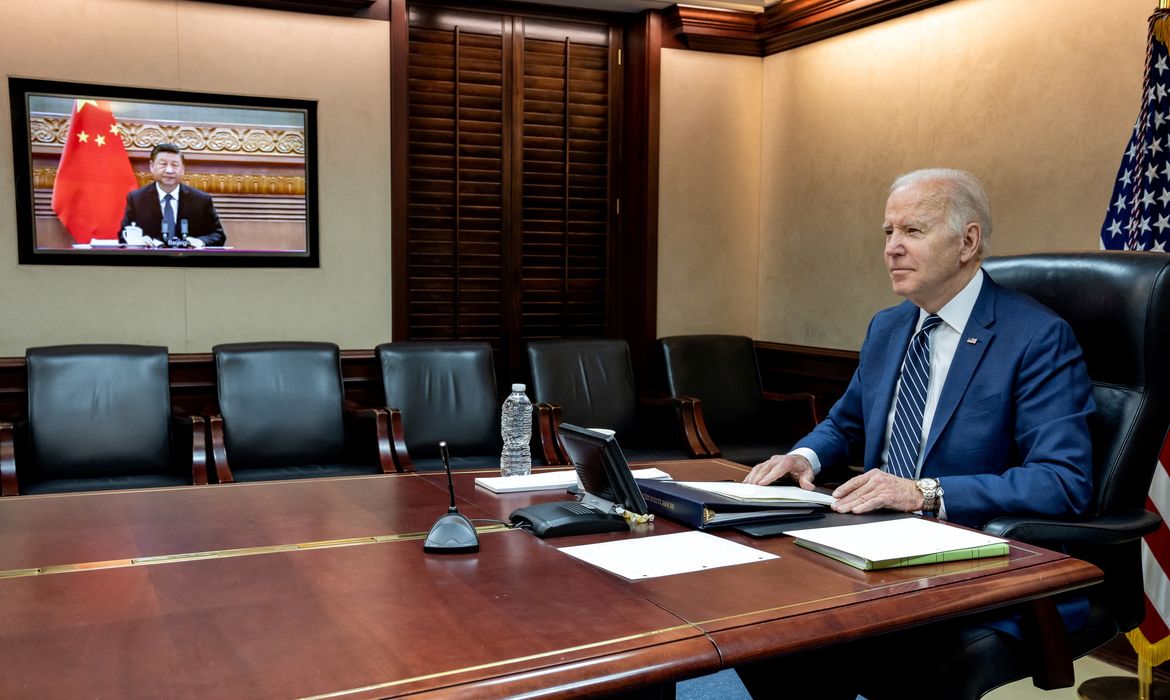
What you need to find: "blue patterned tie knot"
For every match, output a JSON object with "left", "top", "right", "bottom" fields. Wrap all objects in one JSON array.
[{"left": 887, "top": 314, "right": 944, "bottom": 479}]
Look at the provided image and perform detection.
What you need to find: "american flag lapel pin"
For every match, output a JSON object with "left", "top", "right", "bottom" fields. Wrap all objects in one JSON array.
[{"left": 966, "top": 337, "right": 978, "bottom": 345}]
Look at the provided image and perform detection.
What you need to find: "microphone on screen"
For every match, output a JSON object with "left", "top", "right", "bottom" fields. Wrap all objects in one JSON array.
[{"left": 422, "top": 441, "right": 480, "bottom": 554}]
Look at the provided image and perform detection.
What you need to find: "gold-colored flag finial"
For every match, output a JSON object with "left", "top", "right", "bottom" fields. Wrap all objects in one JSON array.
[{"left": 1162, "top": 0, "right": 1170, "bottom": 10}]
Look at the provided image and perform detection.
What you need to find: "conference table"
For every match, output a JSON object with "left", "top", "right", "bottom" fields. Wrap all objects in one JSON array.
[{"left": 0, "top": 459, "right": 1100, "bottom": 698}]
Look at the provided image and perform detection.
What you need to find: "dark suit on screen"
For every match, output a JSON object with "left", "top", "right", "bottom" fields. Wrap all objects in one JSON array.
[
  {"left": 119, "top": 183, "right": 226, "bottom": 247},
  {"left": 796, "top": 272, "right": 1095, "bottom": 528}
]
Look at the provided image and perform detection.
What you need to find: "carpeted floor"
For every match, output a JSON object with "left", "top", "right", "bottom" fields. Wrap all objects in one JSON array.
[{"left": 675, "top": 669, "right": 752, "bottom": 699}]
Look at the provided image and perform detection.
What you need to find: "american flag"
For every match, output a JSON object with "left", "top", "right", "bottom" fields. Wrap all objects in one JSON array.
[
  {"left": 1103, "top": 6, "right": 1170, "bottom": 670},
  {"left": 1101, "top": 8, "right": 1170, "bottom": 252}
]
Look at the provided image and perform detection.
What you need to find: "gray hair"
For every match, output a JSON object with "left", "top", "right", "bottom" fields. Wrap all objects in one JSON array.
[{"left": 890, "top": 168, "right": 992, "bottom": 258}]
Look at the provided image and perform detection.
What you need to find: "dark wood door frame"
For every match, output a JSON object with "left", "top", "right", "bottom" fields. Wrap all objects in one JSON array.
[{"left": 389, "top": 0, "right": 661, "bottom": 382}]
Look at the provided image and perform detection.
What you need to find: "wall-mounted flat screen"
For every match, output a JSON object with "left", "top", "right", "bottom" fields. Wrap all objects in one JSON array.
[{"left": 9, "top": 77, "right": 318, "bottom": 267}]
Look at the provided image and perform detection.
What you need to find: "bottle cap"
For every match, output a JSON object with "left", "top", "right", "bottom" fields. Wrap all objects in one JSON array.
[{"left": 511, "top": 383, "right": 525, "bottom": 392}]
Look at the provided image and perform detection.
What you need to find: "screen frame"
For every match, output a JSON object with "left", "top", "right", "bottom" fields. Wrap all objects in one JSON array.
[
  {"left": 8, "top": 77, "right": 319, "bottom": 268},
  {"left": 558, "top": 423, "right": 650, "bottom": 516}
]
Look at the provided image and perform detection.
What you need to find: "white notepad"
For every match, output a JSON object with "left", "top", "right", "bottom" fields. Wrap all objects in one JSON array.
[
  {"left": 559, "top": 530, "right": 778, "bottom": 579},
  {"left": 475, "top": 467, "right": 671, "bottom": 494}
]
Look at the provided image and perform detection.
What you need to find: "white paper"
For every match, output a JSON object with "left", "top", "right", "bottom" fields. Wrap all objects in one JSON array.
[
  {"left": 676, "top": 481, "right": 837, "bottom": 506},
  {"left": 558, "top": 530, "right": 778, "bottom": 579},
  {"left": 784, "top": 517, "right": 1007, "bottom": 561},
  {"left": 475, "top": 467, "right": 671, "bottom": 494}
]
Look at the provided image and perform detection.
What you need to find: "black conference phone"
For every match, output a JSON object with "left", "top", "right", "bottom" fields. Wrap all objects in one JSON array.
[
  {"left": 510, "top": 501, "right": 628, "bottom": 538},
  {"left": 508, "top": 424, "right": 650, "bottom": 539}
]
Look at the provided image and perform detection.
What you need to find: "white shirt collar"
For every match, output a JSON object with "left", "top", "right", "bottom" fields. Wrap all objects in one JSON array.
[
  {"left": 155, "top": 183, "right": 179, "bottom": 204},
  {"left": 918, "top": 268, "right": 984, "bottom": 334}
]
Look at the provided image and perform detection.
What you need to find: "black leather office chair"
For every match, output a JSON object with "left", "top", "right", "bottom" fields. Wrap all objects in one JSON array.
[
  {"left": 375, "top": 341, "right": 502, "bottom": 471},
  {"left": 940, "top": 251, "right": 1170, "bottom": 697},
  {"left": 526, "top": 338, "right": 708, "bottom": 464},
  {"left": 0, "top": 344, "right": 207, "bottom": 495},
  {"left": 657, "top": 334, "right": 819, "bottom": 467},
  {"left": 209, "top": 342, "right": 396, "bottom": 483}
]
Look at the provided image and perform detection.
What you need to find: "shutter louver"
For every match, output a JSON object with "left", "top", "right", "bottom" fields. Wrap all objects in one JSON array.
[
  {"left": 406, "top": 15, "right": 505, "bottom": 345},
  {"left": 402, "top": 6, "right": 615, "bottom": 376}
]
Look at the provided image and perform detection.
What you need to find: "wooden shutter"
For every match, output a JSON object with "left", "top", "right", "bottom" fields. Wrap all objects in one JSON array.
[
  {"left": 399, "top": 5, "right": 618, "bottom": 379},
  {"left": 405, "top": 8, "right": 507, "bottom": 345},
  {"left": 519, "top": 20, "right": 614, "bottom": 341}
]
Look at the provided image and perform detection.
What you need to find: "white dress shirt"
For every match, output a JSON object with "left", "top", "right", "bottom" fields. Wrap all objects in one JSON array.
[
  {"left": 792, "top": 269, "right": 986, "bottom": 517},
  {"left": 156, "top": 184, "right": 180, "bottom": 223}
]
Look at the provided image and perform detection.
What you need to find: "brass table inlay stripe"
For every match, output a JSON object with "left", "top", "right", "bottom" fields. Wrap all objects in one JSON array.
[
  {"left": 0, "top": 524, "right": 512, "bottom": 579},
  {"left": 299, "top": 623, "right": 698, "bottom": 700}
]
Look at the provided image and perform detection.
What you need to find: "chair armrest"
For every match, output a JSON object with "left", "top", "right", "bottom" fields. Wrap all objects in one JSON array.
[
  {"left": 384, "top": 407, "right": 414, "bottom": 473},
  {"left": 637, "top": 395, "right": 715, "bottom": 458},
  {"left": 534, "top": 402, "right": 568, "bottom": 465},
  {"left": 762, "top": 390, "right": 821, "bottom": 426},
  {"left": 343, "top": 403, "right": 398, "bottom": 474},
  {"left": 171, "top": 410, "right": 209, "bottom": 486},
  {"left": 0, "top": 421, "right": 16, "bottom": 496},
  {"left": 678, "top": 397, "right": 721, "bottom": 458},
  {"left": 982, "top": 510, "right": 1161, "bottom": 547},
  {"left": 205, "top": 414, "right": 234, "bottom": 484}
]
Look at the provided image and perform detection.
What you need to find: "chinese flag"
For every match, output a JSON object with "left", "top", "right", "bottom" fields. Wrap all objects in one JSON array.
[{"left": 51, "top": 100, "right": 138, "bottom": 243}]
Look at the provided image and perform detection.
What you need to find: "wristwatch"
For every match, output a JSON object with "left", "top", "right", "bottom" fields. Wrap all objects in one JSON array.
[{"left": 916, "top": 478, "right": 944, "bottom": 516}]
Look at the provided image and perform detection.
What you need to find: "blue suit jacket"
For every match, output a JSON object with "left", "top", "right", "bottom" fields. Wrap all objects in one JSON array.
[{"left": 796, "top": 273, "right": 1095, "bottom": 528}]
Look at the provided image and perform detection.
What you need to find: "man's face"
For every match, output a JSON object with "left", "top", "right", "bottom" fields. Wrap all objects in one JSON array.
[
  {"left": 150, "top": 152, "right": 184, "bottom": 192},
  {"left": 882, "top": 181, "right": 979, "bottom": 312}
]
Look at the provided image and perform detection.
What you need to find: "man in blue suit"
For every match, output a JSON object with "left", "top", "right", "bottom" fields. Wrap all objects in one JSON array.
[
  {"left": 737, "top": 169, "right": 1094, "bottom": 699},
  {"left": 746, "top": 168, "right": 1093, "bottom": 528}
]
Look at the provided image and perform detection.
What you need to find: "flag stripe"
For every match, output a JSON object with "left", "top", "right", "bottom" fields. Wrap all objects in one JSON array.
[
  {"left": 1104, "top": 7, "right": 1170, "bottom": 651},
  {"left": 1144, "top": 597, "right": 1170, "bottom": 646}
]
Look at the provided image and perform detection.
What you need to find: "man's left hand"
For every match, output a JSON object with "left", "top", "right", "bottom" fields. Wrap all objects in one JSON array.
[
  {"left": 831, "top": 469, "right": 923, "bottom": 514},
  {"left": 190, "top": 238, "right": 206, "bottom": 249}
]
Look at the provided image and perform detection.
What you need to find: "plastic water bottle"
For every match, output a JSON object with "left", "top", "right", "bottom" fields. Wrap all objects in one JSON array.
[{"left": 500, "top": 383, "right": 533, "bottom": 477}]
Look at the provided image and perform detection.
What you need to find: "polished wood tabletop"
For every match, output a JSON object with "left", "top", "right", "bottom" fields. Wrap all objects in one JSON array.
[{"left": 0, "top": 459, "right": 1102, "bottom": 698}]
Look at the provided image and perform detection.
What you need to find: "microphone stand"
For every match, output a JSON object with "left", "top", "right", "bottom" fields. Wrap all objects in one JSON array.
[{"left": 422, "top": 441, "right": 480, "bottom": 554}]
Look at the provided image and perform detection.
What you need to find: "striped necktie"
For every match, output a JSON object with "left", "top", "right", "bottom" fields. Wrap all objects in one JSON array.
[
  {"left": 162, "top": 193, "right": 175, "bottom": 240},
  {"left": 886, "top": 314, "right": 944, "bottom": 479}
]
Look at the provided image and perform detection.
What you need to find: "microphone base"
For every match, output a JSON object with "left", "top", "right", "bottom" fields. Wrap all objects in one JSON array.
[{"left": 423, "top": 511, "right": 480, "bottom": 554}]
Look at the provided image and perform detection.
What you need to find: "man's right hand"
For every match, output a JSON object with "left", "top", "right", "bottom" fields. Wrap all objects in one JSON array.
[{"left": 744, "top": 453, "right": 816, "bottom": 489}]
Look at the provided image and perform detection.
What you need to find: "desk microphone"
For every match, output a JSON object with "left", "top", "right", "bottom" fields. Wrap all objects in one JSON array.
[{"left": 422, "top": 441, "right": 480, "bottom": 554}]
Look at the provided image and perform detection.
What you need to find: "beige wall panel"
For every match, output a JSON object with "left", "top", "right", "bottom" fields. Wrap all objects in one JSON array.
[
  {"left": 0, "top": 0, "right": 392, "bottom": 355},
  {"left": 914, "top": 0, "right": 1148, "bottom": 255},
  {"left": 658, "top": 49, "right": 762, "bottom": 338},
  {"left": 758, "top": 0, "right": 1150, "bottom": 350},
  {"left": 759, "top": 20, "right": 921, "bottom": 349}
]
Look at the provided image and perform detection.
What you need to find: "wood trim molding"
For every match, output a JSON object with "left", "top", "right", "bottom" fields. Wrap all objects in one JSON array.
[
  {"left": 0, "top": 351, "right": 387, "bottom": 424},
  {"left": 662, "top": 6, "right": 762, "bottom": 57},
  {"left": 620, "top": 10, "right": 663, "bottom": 378},
  {"left": 196, "top": 0, "right": 376, "bottom": 15},
  {"left": 389, "top": 0, "right": 409, "bottom": 340},
  {"left": 754, "top": 340, "right": 858, "bottom": 414},
  {"left": 666, "top": 0, "right": 952, "bottom": 56}
]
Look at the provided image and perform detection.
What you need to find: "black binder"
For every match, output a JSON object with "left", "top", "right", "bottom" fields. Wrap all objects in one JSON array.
[{"left": 636, "top": 479, "right": 828, "bottom": 530}]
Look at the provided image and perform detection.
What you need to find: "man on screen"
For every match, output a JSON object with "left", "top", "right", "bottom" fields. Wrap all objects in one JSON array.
[{"left": 119, "top": 143, "right": 226, "bottom": 248}]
